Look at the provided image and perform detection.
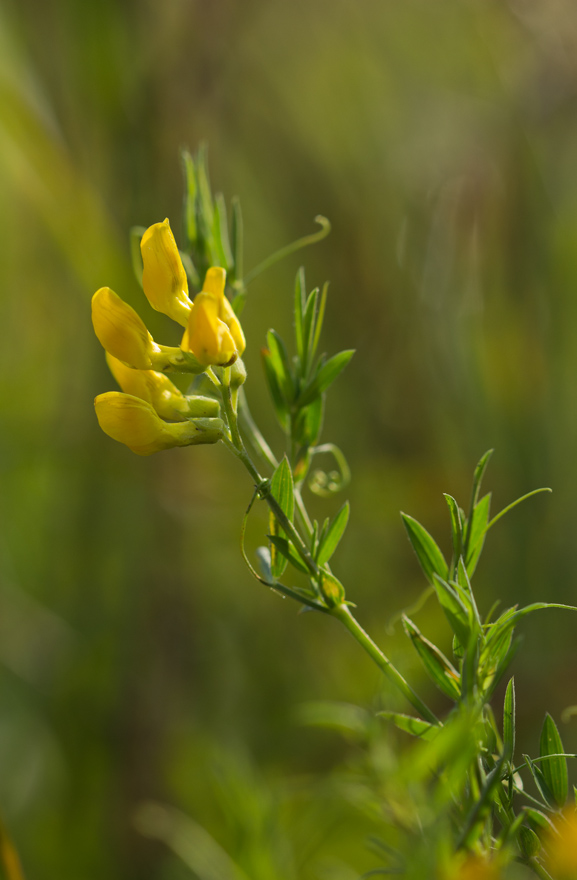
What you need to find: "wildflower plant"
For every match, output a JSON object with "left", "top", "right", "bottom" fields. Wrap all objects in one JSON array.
[{"left": 90, "top": 148, "right": 577, "bottom": 880}]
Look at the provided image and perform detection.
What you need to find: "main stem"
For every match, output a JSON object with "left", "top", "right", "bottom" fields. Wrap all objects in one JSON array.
[{"left": 220, "top": 380, "right": 437, "bottom": 725}]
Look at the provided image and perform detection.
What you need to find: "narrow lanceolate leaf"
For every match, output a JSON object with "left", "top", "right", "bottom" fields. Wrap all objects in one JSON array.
[
  {"left": 503, "top": 677, "right": 516, "bottom": 760},
  {"left": 431, "top": 575, "right": 471, "bottom": 649},
  {"left": 266, "top": 329, "right": 295, "bottom": 402},
  {"left": 213, "top": 192, "right": 234, "bottom": 271},
  {"left": 444, "top": 494, "right": 463, "bottom": 565},
  {"left": 261, "top": 349, "right": 290, "bottom": 432},
  {"left": 465, "top": 492, "right": 491, "bottom": 576},
  {"left": 539, "top": 714, "right": 568, "bottom": 808},
  {"left": 377, "top": 712, "right": 440, "bottom": 741},
  {"left": 316, "top": 501, "right": 350, "bottom": 566},
  {"left": 301, "top": 288, "right": 319, "bottom": 374},
  {"left": 230, "top": 196, "right": 243, "bottom": 283},
  {"left": 294, "top": 267, "right": 306, "bottom": 365},
  {"left": 269, "top": 457, "right": 295, "bottom": 578},
  {"left": 297, "top": 349, "right": 355, "bottom": 408},
  {"left": 524, "top": 754, "right": 557, "bottom": 810},
  {"left": 402, "top": 616, "right": 460, "bottom": 701},
  {"left": 267, "top": 535, "right": 310, "bottom": 575},
  {"left": 401, "top": 514, "right": 449, "bottom": 585}
]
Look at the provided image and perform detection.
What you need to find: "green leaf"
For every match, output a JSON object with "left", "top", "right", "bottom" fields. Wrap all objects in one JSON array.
[
  {"left": 539, "top": 714, "right": 568, "bottom": 808},
  {"left": 294, "top": 396, "right": 324, "bottom": 447},
  {"left": 181, "top": 148, "right": 198, "bottom": 248},
  {"left": 503, "top": 677, "right": 515, "bottom": 760},
  {"left": 267, "top": 535, "right": 310, "bottom": 575},
  {"left": 525, "top": 808, "right": 556, "bottom": 833},
  {"left": 402, "top": 616, "right": 460, "bottom": 700},
  {"left": 301, "top": 288, "right": 319, "bottom": 376},
  {"left": 317, "top": 502, "right": 350, "bottom": 566},
  {"left": 311, "top": 282, "right": 329, "bottom": 362},
  {"left": 465, "top": 492, "right": 491, "bottom": 576},
  {"left": 524, "top": 754, "right": 557, "bottom": 810},
  {"left": 516, "top": 826, "right": 541, "bottom": 859},
  {"left": 294, "top": 268, "right": 306, "bottom": 365},
  {"left": 377, "top": 712, "right": 440, "bottom": 741},
  {"left": 230, "top": 196, "right": 243, "bottom": 283},
  {"left": 444, "top": 494, "right": 463, "bottom": 566},
  {"left": 261, "top": 349, "right": 289, "bottom": 432},
  {"left": 400, "top": 514, "right": 449, "bottom": 585},
  {"left": 297, "top": 350, "right": 355, "bottom": 408},
  {"left": 269, "top": 457, "right": 295, "bottom": 578},
  {"left": 213, "top": 192, "right": 234, "bottom": 271},
  {"left": 431, "top": 575, "right": 471, "bottom": 649},
  {"left": 266, "top": 329, "right": 295, "bottom": 403}
]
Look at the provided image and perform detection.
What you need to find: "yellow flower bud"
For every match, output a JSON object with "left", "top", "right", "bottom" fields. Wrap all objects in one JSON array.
[
  {"left": 106, "top": 353, "right": 220, "bottom": 420},
  {"left": 182, "top": 291, "right": 238, "bottom": 367},
  {"left": 94, "top": 392, "right": 224, "bottom": 456},
  {"left": 202, "top": 267, "right": 246, "bottom": 355},
  {"left": 141, "top": 219, "right": 193, "bottom": 327},
  {"left": 92, "top": 287, "right": 158, "bottom": 370}
]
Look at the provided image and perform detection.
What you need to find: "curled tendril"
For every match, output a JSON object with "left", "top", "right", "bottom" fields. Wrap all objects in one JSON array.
[{"left": 308, "top": 443, "right": 351, "bottom": 498}]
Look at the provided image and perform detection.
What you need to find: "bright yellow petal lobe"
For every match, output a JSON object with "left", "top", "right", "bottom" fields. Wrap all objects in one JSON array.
[
  {"left": 544, "top": 809, "right": 577, "bottom": 878},
  {"left": 106, "top": 353, "right": 190, "bottom": 421},
  {"left": 184, "top": 292, "right": 238, "bottom": 367},
  {"left": 141, "top": 219, "right": 192, "bottom": 327},
  {"left": 94, "top": 392, "right": 224, "bottom": 455},
  {"left": 202, "top": 267, "right": 226, "bottom": 297},
  {"left": 218, "top": 293, "right": 246, "bottom": 355},
  {"left": 92, "top": 287, "right": 155, "bottom": 369}
]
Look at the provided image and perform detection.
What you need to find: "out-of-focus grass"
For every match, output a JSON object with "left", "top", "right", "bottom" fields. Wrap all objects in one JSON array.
[{"left": 1, "top": 0, "right": 577, "bottom": 876}]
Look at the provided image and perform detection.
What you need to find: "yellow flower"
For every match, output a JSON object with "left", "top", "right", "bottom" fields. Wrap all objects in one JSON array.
[
  {"left": 543, "top": 808, "right": 577, "bottom": 878},
  {"left": 92, "top": 287, "right": 159, "bottom": 370},
  {"left": 182, "top": 267, "right": 245, "bottom": 367},
  {"left": 106, "top": 354, "right": 219, "bottom": 421},
  {"left": 94, "top": 392, "right": 224, "bottom": 456},
  {"left": 141, "top": 219, "right": 193, "bottom": 327}
]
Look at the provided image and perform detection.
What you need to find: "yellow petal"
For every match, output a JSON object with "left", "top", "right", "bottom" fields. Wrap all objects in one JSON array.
[
  {"left": 218, "top": 294, "right": 246, "bottom": 355},
  {"left": 184, "top": 292, "right": 237, "bottom": 367},
  {"left": 105, "top": 353, "right": 189, "bottom": 421},
  {"left": 92, "top": 287, "right": 154, "bottom": 369},
  {"left": 141, "top": 219, "right": 192, "bottom": 327},
  {"left": 544, "top": 809, "right": 577, "bottom": 877},
  {"left": 202, "top": 266, "right": 226, "bottom": 297}
]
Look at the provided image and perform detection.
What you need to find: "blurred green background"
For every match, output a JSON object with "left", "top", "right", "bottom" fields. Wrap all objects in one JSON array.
[{"left": 1, "top": 0, "right": 577, "bottom": 876}]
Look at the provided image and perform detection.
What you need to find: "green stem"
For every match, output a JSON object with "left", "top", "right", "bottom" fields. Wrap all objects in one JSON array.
[
  {"left": 526, "top": 859, "right": 553, "bottom": 880},
  {"left": 331, "top": 604, "right": 438, "bottom": 725},
  {"left": 237, "top": 389, "right": 278, "bottom": 471}
]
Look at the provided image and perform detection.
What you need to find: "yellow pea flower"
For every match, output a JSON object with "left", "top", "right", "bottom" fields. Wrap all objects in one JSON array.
[
  {"left": 543, "top": 808, "right": 577, "bottom": 878},
  {"left": 94, "top": 392, "right": 224, "bottom": 456},
  {"left": 182, "top": 268, "right": 245, "bottom": 367},
  {"left": 141, "top": 219, "right": 193, "bottom": 327},
  {"left": 106, "top": 354, "right": 219, "bottom": 421},
  {"left": 92, "top": 287, "right": 159, "bottom": 370}
]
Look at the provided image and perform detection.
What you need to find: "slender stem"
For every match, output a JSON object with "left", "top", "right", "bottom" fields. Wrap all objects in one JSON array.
[
  {"left": 526, "top": 859, "right": 553, "bottom": 880},
  {"left": 331, "top": 604, "right": 438, "bottom": 725},
  {"left": 295, "top": 487, "right": 314, "bottom": 541},
  {"left": 237, "top": 390, "right": 278, "bottom": 470}
]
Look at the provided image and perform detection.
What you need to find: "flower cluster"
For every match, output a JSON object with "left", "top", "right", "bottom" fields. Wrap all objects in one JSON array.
[{"left": 92, "top": 219, "right": 245, "bottom": 455}]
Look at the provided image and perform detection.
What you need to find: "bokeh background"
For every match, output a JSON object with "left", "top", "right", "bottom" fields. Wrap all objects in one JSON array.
[{"left": 1, "top": 0, "right": 577, "bottom": 876}]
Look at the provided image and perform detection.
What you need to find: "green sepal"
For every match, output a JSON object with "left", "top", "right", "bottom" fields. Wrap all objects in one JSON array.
[
  {"left": 268, "top": 457, "right": 295, "bottom": 578},
  {"left": 539, "top": 714, "right": 568, "bottom": 808},
  {"left": 517, "top": 826, "right": 541, "bottom": 858},
  {"left": 402, "top": 616, "right": 460, "bottom": 700},
  {"left": 400, "top": 514, "right": 449, "bottom": 585},
  {"left": 377, "top": 711, "right": 440, "bottom": 741},
  {"left": 297, "top": 350, "right": 355, "bottom": 408},
  {"left": 316, "top": 502, "right": 350, "bottom": 566}
]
